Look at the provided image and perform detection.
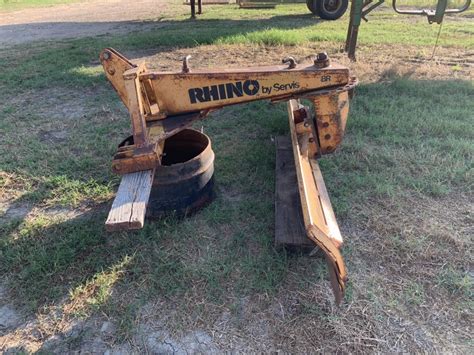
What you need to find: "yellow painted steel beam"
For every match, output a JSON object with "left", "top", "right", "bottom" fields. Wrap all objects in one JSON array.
[{"left": 287, "top": 99, "right": 348, "bottom": 304}]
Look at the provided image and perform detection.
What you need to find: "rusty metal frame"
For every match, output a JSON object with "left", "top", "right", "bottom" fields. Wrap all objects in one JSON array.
[{"left": 100, "top": 48, "right": 354, "bottom": 175}]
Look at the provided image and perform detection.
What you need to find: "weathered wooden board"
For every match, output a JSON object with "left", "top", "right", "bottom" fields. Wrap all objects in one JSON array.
[
  {"left": 274, "top": 135, "right": 313, "bottom": 248},
  {"left": 106, "top": 169, "right": 155, "bottom": 232}
]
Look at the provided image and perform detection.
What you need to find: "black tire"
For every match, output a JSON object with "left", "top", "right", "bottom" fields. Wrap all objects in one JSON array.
[{"left": 316, "top": 0, "right": 348, "bottom": 20}]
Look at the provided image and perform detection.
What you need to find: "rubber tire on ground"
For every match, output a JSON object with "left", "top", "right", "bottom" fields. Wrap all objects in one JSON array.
[{"left": 307, "top": 0, "right": 348, "bottom": 20}]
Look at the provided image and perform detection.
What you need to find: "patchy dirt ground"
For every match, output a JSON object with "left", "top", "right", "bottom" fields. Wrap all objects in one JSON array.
[
  {"left": 1, "top": 41, "right": 472, "bottom": 353},
  {"left": 135, "top": 42, "right": 473, "bottom": 80},
  {"left": 0, "top": 0, "right": 185, "bottom": 46},
  {"left": 0, "top": 1, "right": 473, "bottom": 353}
]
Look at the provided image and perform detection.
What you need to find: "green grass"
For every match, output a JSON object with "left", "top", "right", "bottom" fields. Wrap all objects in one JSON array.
[
  {"left": 0, "top": 4, "right": 471, "bottom": 89},
  {"left": 0, "top": 0, "right": 80, "bottom": 11},
  {"left": 1, "top": 77, "right": 471, "bottom": 313},
  {"left": 0, "top": 2, "right": 472, "bottom": 352},
  {"left": 0, "top": 4, "right": 472, "bottom": 92}
]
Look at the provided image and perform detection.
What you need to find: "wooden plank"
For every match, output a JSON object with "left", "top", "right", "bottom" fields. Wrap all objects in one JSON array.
[
  {"left": 106, "top": 169, "right": 155, "bottom": 232},
  {"left": 274, "top": 136, "right": 313, "bottom": 248}
]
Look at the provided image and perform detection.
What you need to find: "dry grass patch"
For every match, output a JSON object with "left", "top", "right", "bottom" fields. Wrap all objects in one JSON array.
[{"left": 0, "top": 12, "right": 472, "bottom": 352}]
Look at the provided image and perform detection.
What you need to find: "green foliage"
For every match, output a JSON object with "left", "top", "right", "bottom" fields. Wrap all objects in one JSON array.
[{"left": 0, "top": 0, "right": 80, "bottom": 10}]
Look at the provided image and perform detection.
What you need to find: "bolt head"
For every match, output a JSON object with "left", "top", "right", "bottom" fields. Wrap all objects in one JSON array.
[
  {"left": 314, "top": 52, "right": 330, "bottom": 68},
  {"left": 316, "top": 52, "right": 328, "bottom": 61}
]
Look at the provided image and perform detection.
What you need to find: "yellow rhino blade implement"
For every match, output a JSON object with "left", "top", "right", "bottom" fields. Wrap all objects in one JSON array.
[{"left": 100, "top": 48, "right": 356, "bottom": 304}]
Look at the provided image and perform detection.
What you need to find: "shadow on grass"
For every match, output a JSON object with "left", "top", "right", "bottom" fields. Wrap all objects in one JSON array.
[
  {"left": 0, "top": 76, "right": 472, "bottom": 343},
  {"left": 0, "top": 13, "right": 323, "bottom": 89},
  {"left": 0, "top": 209, "right": 124, "bottom": 309},
  {"left": 0, "top": 13, "right": 321, "bottom": 45},
  {"left": 0, "top": 192, "right": 296, "bottom": 344}
]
